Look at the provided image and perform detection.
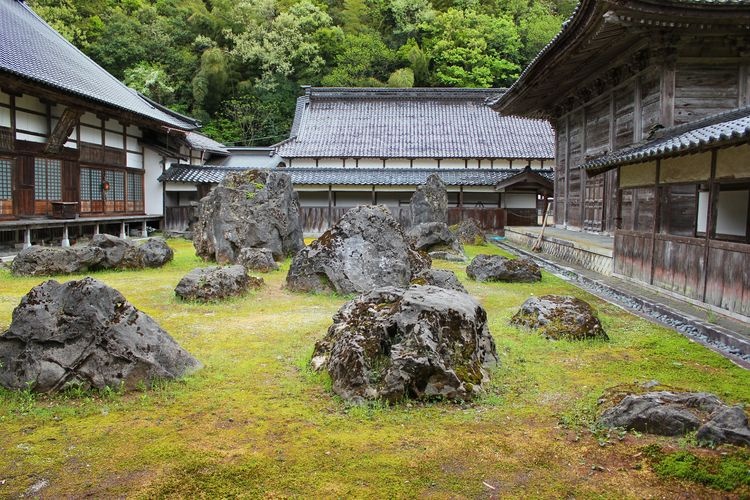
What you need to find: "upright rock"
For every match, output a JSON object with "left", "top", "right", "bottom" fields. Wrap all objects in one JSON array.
[
  {"left": 193, "top": 170, "right": 304, "bottom": 263},
  {"left": 410, "top": 173, "right": 448, "bottom": 226},
  {"left": 0, "top": 278, "right": 201, "bottom": 393},
  {"left": 286, "top": 205, "right": 430, "bottom": 294},
  {"left": 311, "top": 286, "right": 498, "bottom": 403},
  {"left": 511, "top": 295, "right": 608, "bottom": 341},
  {"left": 466, "top": 254, "right": 541, "bottom": 283}
]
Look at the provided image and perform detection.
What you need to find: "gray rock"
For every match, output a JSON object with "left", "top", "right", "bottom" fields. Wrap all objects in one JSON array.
[
  {"left": 697, "top": 405, "right": 750, "bottom": 446},
  {"left": 407, "top": 221, "right": 464, "bottom": 260},
  {"left": 453, "top": 218, "right": 487, "bottom": 245},
  {"left": 286, "top": 205, "right": 431, "bottom": 294},
  {"left": 237, "top": 247, "right": 279, "bottom": 272},
  {"left": 598, "top": 391, "right": 749, "bottom": 442},
  {"left": 175, "top": 265, "right": 262, "bottom": 302},
  {"left": 11, "top": 246, "right": 104, "bottom": 276},
  {"left": 311, "top": 285, "right": 498, "bottom": 403},
  {"left": 89, "top": 234, "right": 143, "bottom": 269},
  {"left": 193, "top": 170, "right": 304, "bottom": 263},
  {"left": 511, "top": 295, "right": 608, "bottom": 341},
  {"left": 466, "top": 254, "right": 541, "bottom": 283},
  {"left": 410, "top": 173, "right": 448, "bottom": 226},
  {"left": 139, "top": 237, "right": 174, "bottom": 268},
  {"left": 412, "top": 269, "right": 467, "bottom": 293},
  {"left": 0, "top": 277, "right": 201, "bottom": 393}
]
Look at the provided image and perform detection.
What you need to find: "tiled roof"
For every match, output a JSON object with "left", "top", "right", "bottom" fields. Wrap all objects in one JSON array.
[
  {"left": 0, "top": 0, "right": 199, "bottom": 130},
  {"left": 583, "top": 107, "right": 750, "bottom": 173},
  {"left": 159, "top": 164, "right": 554, "bottom": 187},
  {"left": 276, "top": 87, "right": 554, "bottom": 159},
  {"left": 185, "top": 132, "right": 228, "bottom": 154}
]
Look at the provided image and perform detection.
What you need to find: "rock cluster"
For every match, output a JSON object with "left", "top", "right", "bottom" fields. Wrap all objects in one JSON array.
[
  {"left": 511, "top": 295, "right": 608, "bottom": 341},
  {"left": 466, "top": 254, "right": 542, "bottom": 283},
  {"left": 193, "top": 170, "right": 304, "bottom": 263},
  {"left": 175, "top": 265, "right": 263, "bottom": 302},
  {"left": 237, "top": 247, "right": 279, "bottom": 272},
  {"left": 453, "top": 218, "right": 487, "bottom": 245},
  {"left": 599, "top": 391, "right": 750, "bottom": 446},
  {"left": 286, "top": 205, "right": 430, "bottom": 294},
  {"left": 311, "top": 286, "right": 498, "bottom": 403},
  {"left": 11, "top": 235, "right": 173, "bottom": 276},
  {"left": 406, "top": 221, "right": 464, "bottom": 261},
  {"left": 0, "top": 278, "right": 201, "bottom": 393}
]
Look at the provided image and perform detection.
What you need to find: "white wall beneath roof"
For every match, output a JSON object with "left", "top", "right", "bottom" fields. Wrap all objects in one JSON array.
[{"left": 144, "top": 146, "right": 165, "bottom": 215}]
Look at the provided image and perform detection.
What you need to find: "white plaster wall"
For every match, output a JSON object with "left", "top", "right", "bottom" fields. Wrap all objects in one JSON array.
[
  {"left": 16, "top": 94, "right": 45, "bottom": 113},
  {"left": 463, "top": 192, "right": 499, "bottom": 206},
  {"left": 441, "top": 159, "right": 464, "bottom": 169},
  {"left": 385, "top": 158, "right": 410, "bottom": 169},
  {"left": 105, "top": 130, "right": 123, "bottom": 148},
  {"left": 298, "top": 191, "right": 330, "bottom": 207},
  {"left": 411, "top": 159, "right": 435, "bottom": 169},
  {"left": 0, "top": 89, "right": 9, "bottom": 105},
  {"left": 143, "top": 147, "right": 165, "bottom": 215},
  {"left": 375, "top": 191, "right": 412, "bottom": 208},
  {"left": 80, "top": 112, "right": 100, "bottom": 127},
  {"left": 16, "top": 110, "right": 46, "bottom": 138},
  {"left": 0, "top": 106, "right": 10, "bottom": 127},
  {"left": 503, "top": 193, "right": 537, "bottom": 209},
  {"left": 126, "top": 136, "right": 140, "bottom": 151},
  {"left": 316, "top": 158, "right": 342, "bottom": 168},
  {"left": 716, "top": 189, "right": 749, "bottom": 236},
  {"left": 357, "top": 158, "right": 382, "bottom": 168},
  {"left": 127, "top": 152, "right": 144, "bottom": 169},
  {"left": 335, "top": 191, "right": 373, "bottom": 207},
  {"left": 80, "top": 125, "right": 102, "bottom": 144},
  {"left": 127, "top": 125, "right": 142, "bottom": 138}
]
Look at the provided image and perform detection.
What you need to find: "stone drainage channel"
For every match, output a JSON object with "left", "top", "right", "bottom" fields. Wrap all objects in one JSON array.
[{"left": 493, "top": 239, "right": 750, "bottom": 370}]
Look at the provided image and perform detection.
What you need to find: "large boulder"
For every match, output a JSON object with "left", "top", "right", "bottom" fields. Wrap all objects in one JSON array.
[
  {"left": 466, "top": 254, "right": 541, "bottom": 283},
  {"left": 453, "top": 218, "right": 487, "bottom": 245},
  {"left": 88, "top": 234, "right": 144, "bottom": 269},
  {"left": 237, "top": 247, "right": 279, "bottom": 272},
  {"left": 286, "top": 205, "right": 431, "bottom": 294},
  {"left": 193, "top": 170, "right": 304, "bottom": 263},
  {"left": 410, "top": 173, "right": 448, "bottom": 226},
  {"left": 510, "top": 295, "right": 608, "bottom": 341},
  {"left": 311, "top": 286, "right": 498, "bottom": 403},
  {"left": 11, "top": 246, "right": 104, "bottom": 276},
  {"left": 0, "top": 278, "right": 201, "bottom": 393},
  {"left": 139, "top": 237, "right": 174, "bottom": 268},
  {"left": 175, "top": 265, "right": 263, "bottom": 302},
  {"left": 599, "top": 391, "right": 750, "bottom": 446},
  {"left": 411, "top": 269, "right": 467, "bottom": 293},
  {"left": 407, "top": 221, "right": 464, "bottom": 261}
]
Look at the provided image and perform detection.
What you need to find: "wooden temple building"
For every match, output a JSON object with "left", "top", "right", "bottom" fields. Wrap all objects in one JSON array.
[
  {"left": 492, "top": 0, "right": 750, "bottom": 319},
  {"left": 0, "top": 0, "right": 222, "bottom": 248},
  {"left": 161, "top": 87, "right": 556, "bottom": 232}
]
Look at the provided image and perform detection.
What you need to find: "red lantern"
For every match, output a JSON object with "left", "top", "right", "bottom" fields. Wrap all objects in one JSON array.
[{"left": 101, "top": 181, "right": 110, "bottom": 191}]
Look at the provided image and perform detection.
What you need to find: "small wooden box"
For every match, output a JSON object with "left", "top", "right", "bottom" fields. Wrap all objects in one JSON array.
[{"left": 51, "top": 201, "right": 78, "bottom": 219}]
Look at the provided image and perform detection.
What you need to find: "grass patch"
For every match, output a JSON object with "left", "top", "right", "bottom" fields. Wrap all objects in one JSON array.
[
  {"left": 1, "top": 238, "right": 749, "bottom": 497},
  {"left": 643, "top": 445, "right": 750, "bottom": 492}
]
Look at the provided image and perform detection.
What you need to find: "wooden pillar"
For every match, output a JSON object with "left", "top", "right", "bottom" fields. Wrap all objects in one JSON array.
[
  {"left": 563, "top": 114, "right": 571, "bottom": 228},
  {"left": 120, "top": 221, "right": 127, "bottom": 239},
  {"left": 701, "top": 150, "right": 718, "bottom": 302},
  {"left": 649, "top": 160, "right": 661, "bottom": 285},
  {"left": 633, "top": 76, "right": 643, "bottom": 141},
  {"left": 61, "top": 224, "right": 70, "bottom": 247},
  {"left": 459, "top": 185, "right": 464, "bottom": 222},
  {"left": 94, "top": 223, "right": 100, "bottom": 236},
  {"left": 371, "top": 185, "right": 376, "bottom": 205},
  {"left": 23, "top": 227, "right": 31, "bottom": 249},
  {"left": 142, "top": 220, "right": 148, "bottom": 237},
  {"left": 327, "top": 184, "right": 333, "bottom": 228},
  {"left": 580, "top": 107, "right": 587, "bottom": 229}
]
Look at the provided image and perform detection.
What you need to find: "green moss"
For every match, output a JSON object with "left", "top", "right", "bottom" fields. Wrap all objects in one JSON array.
[
  {"left": 0, "top": 240, "right": 749, "bottom": 497},
  {"left": 645, "top": 447, "right": 750, "bottom": 492}
]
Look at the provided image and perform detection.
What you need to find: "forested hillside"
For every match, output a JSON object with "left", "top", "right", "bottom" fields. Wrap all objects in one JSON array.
[{"left": 29, "top": 0, "right": 573, "bottom": 146}]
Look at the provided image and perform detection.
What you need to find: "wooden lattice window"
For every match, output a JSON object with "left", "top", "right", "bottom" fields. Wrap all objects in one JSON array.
[
  {"left": 0, "top": 159, "right": 11, "bottom": 199},
  {"left": 127, "top": 172, "right": 143, "bottom": 202},
  {"left": 80, "top": 167, "right": 102, "bottom": 201},
  {"left": 34, "top": 158, "right": 61, "bottom": 200},
  {"left": 105, "top": 170, "right": 125, "bottom": 201}
]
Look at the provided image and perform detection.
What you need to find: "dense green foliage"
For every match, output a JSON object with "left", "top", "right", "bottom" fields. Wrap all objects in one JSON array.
[{"left": 29, "top": 0, "right": 572, "bottom": 146}]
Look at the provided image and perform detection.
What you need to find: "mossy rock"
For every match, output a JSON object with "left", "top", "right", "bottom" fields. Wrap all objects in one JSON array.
[{"left": 510, "top": 295, "right": 608, "bottom": 341}]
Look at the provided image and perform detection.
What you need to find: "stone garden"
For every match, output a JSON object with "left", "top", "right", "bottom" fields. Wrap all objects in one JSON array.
[{"left": 1, "top": 172, "right": 749, "bottom": 497}]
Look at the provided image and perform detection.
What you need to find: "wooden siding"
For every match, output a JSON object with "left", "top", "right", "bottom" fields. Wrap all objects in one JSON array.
[
  {"left": 674, "top": 64, "right": 740, "bottom": 125},
  {"left": 614, "top": 230, "right": 653, "bottom": 283}
]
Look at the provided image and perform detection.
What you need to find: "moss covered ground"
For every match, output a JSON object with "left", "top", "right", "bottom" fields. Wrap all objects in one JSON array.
[{"left": 1, "top": 238, "right": 749, "bottom": 497}]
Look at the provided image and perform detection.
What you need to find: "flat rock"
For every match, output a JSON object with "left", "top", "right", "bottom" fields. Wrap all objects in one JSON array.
[
  {"left": 410, "top": 173, "right": 448, "bottom": 226},
  {"left": 599, "top": 391, "right": 750, "bottom": 445},
  {"left": 11, "top": 246, "right": 104, "bottom": 276},
  {"left": 0, "top": 277, "right": 201, "bottom": 393},
  {"left": 237, "top": 247, "right": 279, "bottom": 272},
  {"left": 286, "top": 205, "right": 431, "bottom": 294},
  {"left": 510, "top": 295, "right": 608, "bottom": 341},
  {"left": 193, "top": 170, "right": 304, "bottom": 263},
  {"left": 311, "top": 285, "right": 498, "bottom": 403},
  {"left": 175, "top": 265, "right": 262, "bottom": 302},
  {"left": 466, "top": 254, "right": 541, "bottom": 283},
  {"left": 411, "top": 269, "right": 467, "bottom": 293}
]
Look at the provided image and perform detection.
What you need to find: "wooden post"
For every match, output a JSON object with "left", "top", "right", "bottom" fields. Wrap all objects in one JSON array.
[
  {"left": 142, "top": 220, "right": 148, "bottom": 237},
  {"left": 649, "top": 160, "right": 661, "bottom": 285},
  {"left": 120, "top": 221, "right": 127, "bottom": 239},
  {"left": 61, "top": 224, "right": 70, "bottom": 247},
  {"left": 23, "top": 227, "right": 31, "bottom": 249},
  {"left": 459, "top": 185, "right": 464, "bottom": 223},
  {"left": 327, "top": 184, "right": 333, "bottom": 229},
  {"left": 563, "top": 114, "right": 570, "bottom": 228},
  {"left": 94, "top": 223, "right": 100, "bottom": 236},
  {"left": 371, "top": 185, "right": 376, "bottom": 205},
  {"left": 701, "top": 150, "right": 718, "bottom": 302}
]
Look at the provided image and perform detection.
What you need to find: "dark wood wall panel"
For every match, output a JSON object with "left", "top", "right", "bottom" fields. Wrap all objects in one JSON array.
[
  {"left": 640, "top": 69, "right": 661, "bottom": 138},
  {"left": 652, "top": 236, "right": 705, "bottom": 301},
  {"left": 704, "top": 243, "right": 750, "bottom": 316},
  {"left": 555, "top": 126, "right": 567, "bottom": 223},
  {"left": 614, "top": 82, "right": 635, "bottom": 149},
  {"left": 674, "top": 64, "right": 739, "bottom": 125},
  {"left": 614, "top": 231, "right": 653, "bottom": 283},
  {"left": 585, "top": 99, "right": 610, "bottom": 158}
]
